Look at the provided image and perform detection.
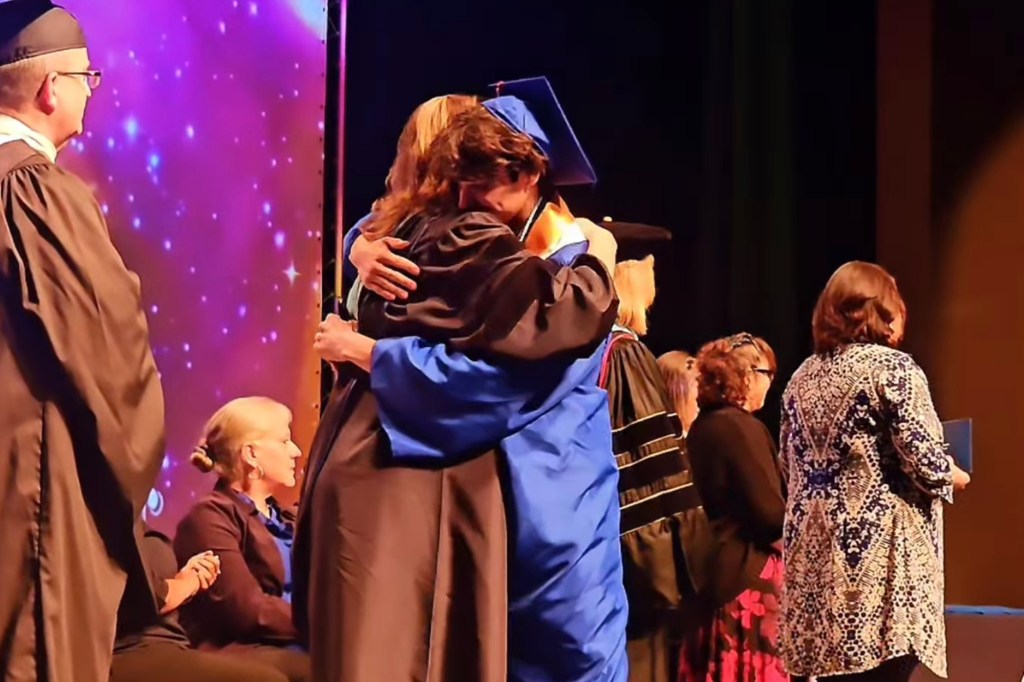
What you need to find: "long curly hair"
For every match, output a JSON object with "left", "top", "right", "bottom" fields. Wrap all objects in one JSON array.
[{"left": 364, "top": 107, "right": 548, "bottom": 240}]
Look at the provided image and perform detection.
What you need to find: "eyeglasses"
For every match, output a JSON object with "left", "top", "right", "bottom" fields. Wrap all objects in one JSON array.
[
  {"left": 730, "top": 333, "right": 775, "bottom": 379},
  {"left": 53, "top": 70, "right": 102, "bottom": 90}
]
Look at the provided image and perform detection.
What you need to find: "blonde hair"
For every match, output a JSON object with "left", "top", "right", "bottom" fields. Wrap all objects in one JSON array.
[
  {"left": 190, "top": 397, "right": 291, "bottom": 483},
  {"left": 369, "top": 94, "right": 480, "bottom": 225},
  {"left": 614, "top": 255, "right": 656, "bottom": 336},
  {"left": 658, "top": 350, "right": 698, "bottom": 433}
]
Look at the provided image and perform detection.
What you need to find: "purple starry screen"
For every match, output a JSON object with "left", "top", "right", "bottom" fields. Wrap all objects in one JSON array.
[{"left": 59, "top": 0, "right": 330, "bottom": 533}]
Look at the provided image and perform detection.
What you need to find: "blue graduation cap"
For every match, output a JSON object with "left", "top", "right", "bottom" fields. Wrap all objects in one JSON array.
[
  {"left": 482, "top": 76, "right": 597, "bottom": 187},
  {"left": 942, "top": 418, "right": 973, "bottom": 473}
]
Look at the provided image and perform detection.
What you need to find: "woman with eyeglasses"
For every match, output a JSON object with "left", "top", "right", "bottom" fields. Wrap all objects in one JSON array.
[
  {"left": 678, "top": 333, "right": 788, "bottom": 682},
  {"left": 778, "top": 262, "right": 970, "bottom": 682}
]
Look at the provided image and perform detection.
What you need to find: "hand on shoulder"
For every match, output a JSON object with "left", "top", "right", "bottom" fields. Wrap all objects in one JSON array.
[{"left": 576, "top": 218, "right": 617, "bottom": 271}]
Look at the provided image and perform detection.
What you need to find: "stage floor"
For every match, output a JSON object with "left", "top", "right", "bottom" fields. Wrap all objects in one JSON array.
[{"left": 911, "top": 608, "right": 1024, "bottom": 681}]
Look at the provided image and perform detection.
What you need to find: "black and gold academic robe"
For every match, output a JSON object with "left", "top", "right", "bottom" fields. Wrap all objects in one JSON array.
[
  {"left": 293, "top": 210, "right": 618, "bottom": 682},
  {"left": 600, "top": 329, "right": 713, "bottom": 682},
  {"left": 0, "top": 142, "right": 165, "bottom": 682}
]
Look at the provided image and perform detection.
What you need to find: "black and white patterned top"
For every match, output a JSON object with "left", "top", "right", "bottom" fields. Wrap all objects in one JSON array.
[{"left": 778, "top": 343, "right": 954, "bottom": 678}]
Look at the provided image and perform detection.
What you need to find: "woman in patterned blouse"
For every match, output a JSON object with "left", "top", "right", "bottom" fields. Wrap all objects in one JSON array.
[
  {"left": 680, "top": 333, "right": 788, "bottom": 682},
  {"left": 779, "top": 261, "right": 970, "bottom": 682}
]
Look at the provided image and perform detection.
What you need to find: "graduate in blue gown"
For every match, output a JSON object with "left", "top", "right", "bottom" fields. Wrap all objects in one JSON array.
[{"left": 331, "top": 78, "right": 630, "bottom": 682}]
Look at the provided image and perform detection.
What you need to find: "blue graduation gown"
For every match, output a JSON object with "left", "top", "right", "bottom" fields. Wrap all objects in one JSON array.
[{"left": 366, "top": 241, "right": 629, "bottom": 682}]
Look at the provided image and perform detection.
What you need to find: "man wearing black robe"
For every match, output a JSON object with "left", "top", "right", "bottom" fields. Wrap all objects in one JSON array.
[{"left": 0, "top": 3, "right": 166, "bottom": 681}]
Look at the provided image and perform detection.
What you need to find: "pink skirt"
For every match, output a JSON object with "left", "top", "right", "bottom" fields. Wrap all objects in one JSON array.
[{"left": 678, "top": 555, "right": 789, "bottom": 682}]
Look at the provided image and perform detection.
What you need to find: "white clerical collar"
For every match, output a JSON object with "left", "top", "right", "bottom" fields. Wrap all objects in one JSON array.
[
  {"left": 612, "top": 324, "right": 639, "bottom": 339},
  {"left": 0, "top": 114, "right": 58, "bottom": 162}
]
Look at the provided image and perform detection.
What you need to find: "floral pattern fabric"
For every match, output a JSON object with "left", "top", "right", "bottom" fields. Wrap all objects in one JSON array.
[
  {"left": 778, "top": 344, "right": 953, "bottom": 679},
  {"left": 679, "top": 555, "right": 788, "bottom": 682}
]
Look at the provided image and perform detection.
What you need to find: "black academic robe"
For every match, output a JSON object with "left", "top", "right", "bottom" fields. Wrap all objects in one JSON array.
[
  {"left": 0, "top": 142, "right": 165, "bottom": 682},
  {"left": 601, "top": 330, "right": 713, "bottom": 682},
  {"left": 293, "top": 211, "right": 617, "bottom": 682}
]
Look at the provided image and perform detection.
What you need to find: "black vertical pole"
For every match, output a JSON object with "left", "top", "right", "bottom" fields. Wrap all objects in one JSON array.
[{"left": 320, "top": 0, "right": 344, "bottom": 416}]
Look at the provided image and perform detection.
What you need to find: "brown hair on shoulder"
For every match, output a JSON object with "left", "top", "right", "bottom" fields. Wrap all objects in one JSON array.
[
  {"left": 657, "top": 350, "right": 696, "bottom": 385},
  {"left": 362, "top": 95, "right": 478, "bottom": 241},
  {"left": 811, "top": 261, "right": 906, "bottom": 354},
  {"left": 379, "top": 95, "right": 480, "bottom": 198}
]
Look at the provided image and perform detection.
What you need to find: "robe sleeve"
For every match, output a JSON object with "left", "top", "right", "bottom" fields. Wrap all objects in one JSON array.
[
  {"left": 0, "top": 161, "right": 165, "bottom": 611},
  {"left": 385, "top": 213, "right": 617, "bottom": 361},
  {"left": 370, "top": 336, "right": 586, "bottom": 460},
  {"left": 877, "top": 354, "right": 954, "bottom": 502}
]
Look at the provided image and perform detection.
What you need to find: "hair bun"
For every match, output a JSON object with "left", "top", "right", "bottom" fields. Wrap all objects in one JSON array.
[{"left": 189, "top": 443, "right": 215, "bottom": 473}]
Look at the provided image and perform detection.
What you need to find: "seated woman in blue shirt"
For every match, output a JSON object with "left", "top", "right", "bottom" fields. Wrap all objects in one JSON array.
[{"left": 174, "top": 397, "right": 309, "bottom": 682}]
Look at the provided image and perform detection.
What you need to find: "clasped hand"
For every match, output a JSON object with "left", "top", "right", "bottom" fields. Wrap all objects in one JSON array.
[{"left": 314, "top": 313, "right": 359, "bottom": 364}]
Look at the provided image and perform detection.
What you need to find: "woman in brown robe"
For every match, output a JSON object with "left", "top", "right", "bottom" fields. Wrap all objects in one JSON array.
[{"left": 293, "top": 107, "right": 619, "bottom": 682}]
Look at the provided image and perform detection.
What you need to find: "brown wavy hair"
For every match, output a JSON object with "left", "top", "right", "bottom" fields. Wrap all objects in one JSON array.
[
  {"left": 696, "top": 333, "right": 776, "bottom": 410},
  {"left": 364, "top": 107, "right": 548, "bottom": 240},
  {"left": 377, "top": 95, "right": 480, "bottom": 199},
  {"left": 812, "top": 261, "right": 906, "bottom": 354}
]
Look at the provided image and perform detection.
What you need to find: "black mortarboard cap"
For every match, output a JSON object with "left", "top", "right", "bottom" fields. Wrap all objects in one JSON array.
[
  {"left": 482, "top": 76, "right": 597, "bottom": 187},
  {"left": 599, "top": 219, "right": 672, "bottom": 262},
  {"left": 0, "top": 1, "right": 86, "bottom": 67}
]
